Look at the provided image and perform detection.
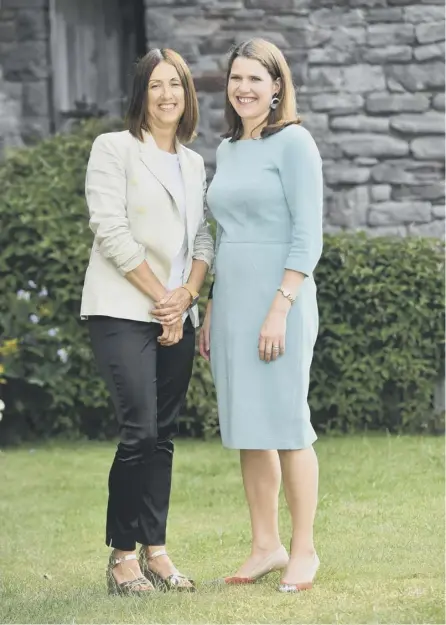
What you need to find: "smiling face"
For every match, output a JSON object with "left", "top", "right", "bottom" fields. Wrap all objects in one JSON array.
[
  {"left": 147, "top": 61, "right": 185, "bottom": 131},
  {"left": 227, "top": 56, "right": 280, "bottom": 128}
]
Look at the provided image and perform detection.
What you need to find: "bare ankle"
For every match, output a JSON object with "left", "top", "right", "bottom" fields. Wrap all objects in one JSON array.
[{"left": 251, "top": 540, "right": 282, "bottom": 555}]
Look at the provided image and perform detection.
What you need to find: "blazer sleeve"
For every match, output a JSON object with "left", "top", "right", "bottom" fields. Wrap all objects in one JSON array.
[
  {"left": 86, "top": 134, "right": 146, "bottom": 275},
  {"left": 279, "top": 126, "right": 323, "bottom": 277},
  {"left": 192, "top": 160, "right": 215, "bottom": 268}
]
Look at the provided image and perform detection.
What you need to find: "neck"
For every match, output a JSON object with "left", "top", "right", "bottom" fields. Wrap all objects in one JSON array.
[
  {"left": 149, "top": 124, "right": 178, "bottom": 153},
  {"left": 241, "top": 113, "right": 269, "bottom": 140}
]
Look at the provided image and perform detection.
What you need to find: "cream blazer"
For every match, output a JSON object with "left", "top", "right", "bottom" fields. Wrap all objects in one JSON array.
[{"left": 80, "top": 130, "right": 214, "bottom": 326}]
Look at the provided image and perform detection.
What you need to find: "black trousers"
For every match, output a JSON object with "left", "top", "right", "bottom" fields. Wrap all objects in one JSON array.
[{"left": 88, "top": 316, "right": 195, "bottom": 551}]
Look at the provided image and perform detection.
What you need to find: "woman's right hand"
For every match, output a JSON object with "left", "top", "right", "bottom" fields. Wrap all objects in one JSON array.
[{"left": 199, "top": 302, "right": 212, "bottom": 361}]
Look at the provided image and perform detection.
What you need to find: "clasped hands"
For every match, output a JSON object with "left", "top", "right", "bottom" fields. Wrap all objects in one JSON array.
[{"left": 151, "top": 287, "right": 192, "bottom": 347}]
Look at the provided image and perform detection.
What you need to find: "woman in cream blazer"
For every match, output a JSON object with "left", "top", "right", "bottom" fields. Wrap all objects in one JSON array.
[{"left": 81, "top": 49, "right": 213, "bottom": 595}]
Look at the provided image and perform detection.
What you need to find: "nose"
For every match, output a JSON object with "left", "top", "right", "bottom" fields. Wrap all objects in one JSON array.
[
  {"left": 160, "top": 84, "right": 174, "bottom": 99},
  {"left": 236, "top": 79, "right": 253, "bottom": 94}
]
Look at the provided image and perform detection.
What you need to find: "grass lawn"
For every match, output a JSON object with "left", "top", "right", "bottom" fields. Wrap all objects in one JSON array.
[{"left": 0, "top": 436, "right": 444, "bottom": 624}]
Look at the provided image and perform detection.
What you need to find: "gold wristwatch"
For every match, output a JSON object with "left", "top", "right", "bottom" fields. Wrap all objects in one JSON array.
[{"left": 182, "top": 284, "right": 199, "bottom": 307}]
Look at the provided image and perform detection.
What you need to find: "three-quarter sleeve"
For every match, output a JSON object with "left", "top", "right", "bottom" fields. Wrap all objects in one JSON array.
[
  {"left": 86, "top": 134, "right": 146, "bottom": 275},
  {"left": 192, "top": 161, "right": 215, "bottom": 268},
  {"left": 279, "top": 126, "right": 323, "bottom": 276}
]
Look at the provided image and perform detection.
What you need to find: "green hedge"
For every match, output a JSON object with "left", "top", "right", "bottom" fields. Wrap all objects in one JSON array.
[{"left": 0, "top": 121, "right": 444, "bottom": 444}]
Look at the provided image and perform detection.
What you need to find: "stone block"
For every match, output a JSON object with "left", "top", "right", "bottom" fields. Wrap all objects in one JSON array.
[
  {"left": 304, "top": 66, "right": 344, "bottom": 92},
  {"left": 264, "top": 16, "right": 308, "bottom": 29},
  {"left": 311, "top": 94, "right": 364, "bottom": 115},
  {"left": 432, "top": 93, "right": 445, "bottom": 111},
  {"left": 194, "top": 72, "right": 226, "bottom": 93},
  {"left": 365, "top": 8, "right": 403, "bottom": 21},
  {"left": 22, "top": 80, "right": 49, "bottom": 116},
  {"left": 411, "top": 137, "right": 445, "bottom": 159},
  {"left": 308, "top": 49, "right": 355, "bottom": 64},
  {"left": 386, "top": 62, "right": 445, "bottom": 91},
  {"left": 365, "top": 93, "right": 430, "bottom": 113},
  {"left": 367, "top": 225, "right": 406, "bottom": 236},
  {"left": 301, "top": 113, "right": 329, "bottom": 132},
  {"left": 0, "top": 21, "right": 17, "bottom": 43},
  {"left": 416, "top": 22, "right": 445, "bottom": 44},
  {"left": 355, "top": 157, "right": 379, "bottom": 165},
  {"left": 408, "top": 220, "right": 445, "bottom": 238},
  {"left": 372, "top": 159, "right": 444, "bottom": 184},
  {"left": 343, "top": 65, "right": 386, "bottom": 92},
  {"left": 350, "top": 0, "right": 388, "bottom": 6},
  {"left": 312, "top": 135, "right": 344, "bottom": 159},
  {"left": 339, "top": 134, "right": 409, "bottom": 157},
  {"left": 368, "top": 201, "right": 431, "bottom": 225},
  {"left": 173, "top": 16, "right": 220, "bottom": 37},
  {"left": 198, "top": 35, "right": 236, "bottom": 55},
  {"left": 324, "top": 163, "right": 370, "bottom": 184},
  {"left": 390, "top": 0, "right": 444, "bottom": 4},
  {"left": 390, "top": 112, "right": 445, "bottom": 134},
  {"left": 414, "top": 42, "right": 445, "bottom": 61},
  {"left": 145, "top": 9, "right": 178, "bottom": 39},
  {"left": 286, "top": 27, "right": 332, "bottom": 48},
  {"left": 371, "top": 185, "right": 392, "bottom": 201},
  {"left": 392, "top": 183, "right": 445, "bottom": 201},
  {"left": 309, "top": 8, "right": 365, "bottom": 26},
  {"left": 1, "top": 41, "right": 48, "bottom": 81},
  {"left": 404, "top": 5, "right": 445, "bottom": 22},
  {"left": 328, "top": 186, "right": 369, "bottom": 227},
  {"left": 330, "top": 115, "right": 389, "bottom": 132},
  {"left": 432, "top": 205, "right": 445, "bottom": 219},
  {"left": 330, "top": 26, "right": 366, "bottom": 47},
  {"left": 362, "top": 45, "right": 412, "bottom": 63},
  {"left": 367, "top": 24, "right": 415, "bottom": 46},
  {"left": 3, "top": 0, "right": 47, "bottom": 7},
  {"left": 16, "top": 9, "right": 47, "bottom": 41},
  {"left": 245, "top": 0, "right": 296, "bottom": 8}
]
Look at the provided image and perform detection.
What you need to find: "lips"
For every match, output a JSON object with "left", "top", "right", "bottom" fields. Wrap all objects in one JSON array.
[{"left": 159, "top": 103, "right": 177, "bottom": 111}]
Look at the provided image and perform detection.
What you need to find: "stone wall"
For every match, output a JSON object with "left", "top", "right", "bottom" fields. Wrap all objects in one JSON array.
[
  {"left": 144, "top": 0, "right": 445, "bottom": 238},
  {"left": 0, "top": 0, "right": 51, "bottom": 158}
]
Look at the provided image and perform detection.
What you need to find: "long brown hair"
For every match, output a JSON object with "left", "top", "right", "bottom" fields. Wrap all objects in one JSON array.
[
  {"left": 126, "top": 48, "right": 199, "bottom": 144},
  {"left": 223, "top": 39, "right": 301, "bottom": 142}
]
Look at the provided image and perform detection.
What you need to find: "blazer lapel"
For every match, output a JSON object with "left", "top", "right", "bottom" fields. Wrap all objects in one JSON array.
[{"left": 138, "top": 132, "right": 184, "bottom": 215}]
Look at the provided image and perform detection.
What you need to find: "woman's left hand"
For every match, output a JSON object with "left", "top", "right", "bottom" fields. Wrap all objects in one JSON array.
[
  {"left": 258, "top": 307, "right": 289, "bottom": 363},
  {"left": 152, "top": 288, "right": 192, "bottom": 325}
]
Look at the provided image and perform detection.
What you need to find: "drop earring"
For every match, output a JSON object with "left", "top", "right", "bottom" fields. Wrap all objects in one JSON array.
[{"left": 270, "top": 94, "right": 280, "bottom": 110}]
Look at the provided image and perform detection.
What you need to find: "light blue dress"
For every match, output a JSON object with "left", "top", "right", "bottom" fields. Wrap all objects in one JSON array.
[{"left": 206, "top": 124, "right": 323, "bottom": 450}]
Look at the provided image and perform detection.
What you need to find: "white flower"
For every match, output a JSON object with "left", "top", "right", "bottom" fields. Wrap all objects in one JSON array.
[
  {"left": 48, "top": 328, "right": 59, "bottom": 337},
  {"left": 0, "top": 399, "right": 4, "bottom": 422},
  {"left": 57, "top": 348, "right": 69, "bottom": 364},
  {"left": 17, "top": 290, "right": 31, "bottom": 301},
  {"left": 28, "top": 280, "right": 37, "bottom": 289},
  {"left": 39, "top": 287, "right": 48, "bottom": 297},
  {"left": 30, "top": 314, "right": 40, "bottom": 324}
]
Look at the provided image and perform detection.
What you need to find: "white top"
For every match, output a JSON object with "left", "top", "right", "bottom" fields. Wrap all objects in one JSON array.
[{"left": 156, "top": 149, "right": 188, "bottom": 291}]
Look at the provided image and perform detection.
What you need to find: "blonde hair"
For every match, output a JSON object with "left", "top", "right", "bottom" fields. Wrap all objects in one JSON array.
[
  {"left": 223, "top": 38, "right": 301, "bottom": 141},
  {"left": 126, "top": 48, "right": 199, "bottom": 144}
]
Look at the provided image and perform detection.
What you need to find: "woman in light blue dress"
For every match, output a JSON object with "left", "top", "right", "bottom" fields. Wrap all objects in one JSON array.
[{"left": 199, "top": 39, "right": 323, "bottom": 592}]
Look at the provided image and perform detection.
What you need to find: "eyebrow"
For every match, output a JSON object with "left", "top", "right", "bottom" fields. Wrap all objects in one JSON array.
[
  {"left": 230, "top": 73, "right": 263, "bottom": 80},
  {"left": 148, "top": 77, "right": 181, "bottom": 83}
]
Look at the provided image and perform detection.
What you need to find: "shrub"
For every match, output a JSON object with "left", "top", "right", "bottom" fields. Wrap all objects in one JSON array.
[{"left": 0, "top": 121, "right": 444, "bottom": 443}]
